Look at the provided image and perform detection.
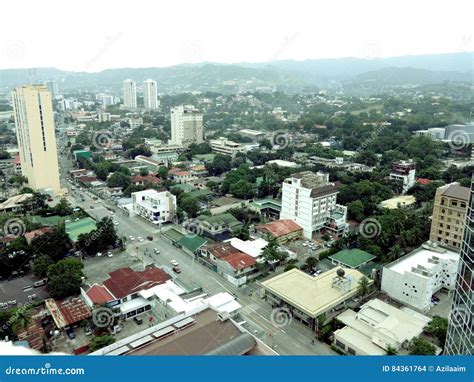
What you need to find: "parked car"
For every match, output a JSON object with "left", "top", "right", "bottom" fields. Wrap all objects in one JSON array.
[
  {"left": 129, "top": 236, "right": 135, "bottom": 241},
  {"left": 107, "top": 252, "right": 113, "bottom": 258},
  {"left": 96, "top": 252, "right": 102, "bottom": 257},
  {"left": 84, "top": 326, "right": 92, "bottom": 336},
  {"left": 147, "top": 236, "right": 153, "bottom": 241},
  {"left": 133, "top": 316, "right": 143, "bottom": 325},
  {"left": 66, "top": 328, "right": 75, "bottom": 339},
  {"left": 154, "top": 249, "right": 160, "bottom": 254},
  {"left": 173, "top": 266, "right": 181, "bottom": 274},
  {"left": 170, "top": 260, "right": 179, "bottom": 266},
  {"left": 137, "top": 237, "right": 144, "bottom": 242},
  {"left": 113, "top": 221, "right": 119, "bottom": 226}
]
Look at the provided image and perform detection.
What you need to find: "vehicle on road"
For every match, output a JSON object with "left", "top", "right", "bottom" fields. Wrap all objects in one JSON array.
[
  {"left": 154, "top": 249, "right": 160, "bottom": 254},
  {"left": 107, "top": 252, "right": 113, "bottom": 258},
  {"left": 170, "top": 260, "right": 179, "bottom": 266},
  {"left": 173, "top": 266, "right": 181, "bottom": 273},
  {"left": 90, "top": 205, "right": 94, "bottom": 209},
  {"left": 133, "top": 316, "right": 143, "bottom": 325},
  {"left": 129, "top": 236, "right": 135, "bottom": 241},
  {"left": 147, "top": 236, "right": 153, "bottom": 241},
  {"left": 137, "top": 237, "right": 144, "bottom": 242},
  {"left": 113, "top": 221, "right": 119, "bottom": 225},
  {"left": 96, "top": 252, "right": 102, "bottom": 257}
]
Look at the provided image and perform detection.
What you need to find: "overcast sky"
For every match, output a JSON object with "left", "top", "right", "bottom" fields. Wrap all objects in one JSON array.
[{"left": 1, "top": 0, "right": 472, "bottom": 72}]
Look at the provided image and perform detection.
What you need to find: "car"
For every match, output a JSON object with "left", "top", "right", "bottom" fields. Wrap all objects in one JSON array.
[
  {"left": 84, "top": 326, "right": 92, "bottom": 336},
  {"left": 129, "top": 236, "right": 135, "bottom": 241},
  {"left": 65, "top": 328, "right": 75, "bottom": 339},
  {"left": 302, "top": 243, "right": 308, "bottom": 247},
  {"left": 90, "top": 205, "right": 94, "bottom": 209},
  {"left": 107, "top": 252, "right": 113, "bottom": 258},
  {"left": 154, "top": 249, "right": 160, "bottom": 254},
  {"left": 147, "top": 236, "right": 153, "bottom": 241},
  {"left": 173, "top": 266, "right": 181, "bottom": 274},
  {"left": 133, "top": 316, "right": 143, "bottom": 325},
  {"left": 96, "top": 252, "right": 102, "bottom": 257},
  {"left": 109, "top": 210, "right": 114, "bottom": 214},
  {"left": 113, "top": 221, "right": 119, "bottom": 225},
  {"left": 137, "top": 237, "right": 144, "bottom": 242},
  {"left": 170, "top": 260, "right": 179, "bottom": 266},
  {"left": 113, "top": 325, "right": 122, "bottom": 333},
  {"left": 94, "top": 200, "right": 99, "bottom": 204}
]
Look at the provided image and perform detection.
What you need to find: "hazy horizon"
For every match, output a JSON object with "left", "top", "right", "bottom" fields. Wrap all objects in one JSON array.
[{"left": 1, "top": 0, "right": 472, "bottom": 72}]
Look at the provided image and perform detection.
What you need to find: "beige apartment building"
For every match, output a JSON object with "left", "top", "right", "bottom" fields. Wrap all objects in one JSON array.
[
  {"left": 11, "top": 85, "right": 61, "bottom": 193},
  {"left": 170, "top": 105, "right": 203, "bottom": 147},
  {"left": 429, "top": 182, "right": 470, "bottom": 249}
]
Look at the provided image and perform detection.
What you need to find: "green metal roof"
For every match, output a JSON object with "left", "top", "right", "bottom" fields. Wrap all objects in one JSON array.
[
  {"left": 199, "top": 213, "right": 238, "bottom": 225},
  {"left": 328, "top": 249, "right": 376, "bottom": 269},
  {"left": 177, "top": 235, "right": 207, "bottom": 253},
  {"left": 251, "top": 199, "right": 282, "bottom": 211},
  {"left": 162, "top": 227, "right": 185, "bottom": 242}
]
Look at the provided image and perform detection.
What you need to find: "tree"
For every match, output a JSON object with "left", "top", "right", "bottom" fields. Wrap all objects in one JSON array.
[
  {"left": 262, "top": 234, "right": 287, "bottom": 265},
  {"left": 157, "top": 166, "right": 168, "bottom": 179},
  {"left": 408, "top": 337, "right": 436, "bottom": 355},
  {"left": 107, "top": 172, "right": 131, "bottom": 189},
  {"left": 31, "top": 226, "right": 72, "bottom": 262},
  {"left": 386, "top": 345, "right": 398, "bottom": 355},
  {"left": 305, "top": 256, "right": 318, "bottom": 270},
  {"left": 11, "top": 307, "right": 32, "bottom": 333},
  {"left": 139, "top": 167, "right": 149, "bottom": 176},
  {"left": 229, "top": 179, "right": 255, "bottom": 199},
  {"left": 33, "top": 256, "right": 52, "bottom": 278},
  {"left": 206, "top": 154, "right": 232, "bottom": 176},
  {"left": 47, "top": 258, "right": 84, "bottom": 299},
  {"left": 357, "top": 276, "right": 371, "bottom": 297},
  {"left": 424, "top": 316, "right": 448, "bottom": 347},
  {"left": 89, "top": 335, "right": 115, "bottom": 351},
  {"left": 179, "top": 196, "right": 200, "bottom": 218}
]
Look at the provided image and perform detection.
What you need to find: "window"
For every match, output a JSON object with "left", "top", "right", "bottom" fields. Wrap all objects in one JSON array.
[
  {"left": 335, "top": 340, "right": 346, "bottom": 350},
  {"left": 347, "top": 347, "right": 356, "bottom": 355}
]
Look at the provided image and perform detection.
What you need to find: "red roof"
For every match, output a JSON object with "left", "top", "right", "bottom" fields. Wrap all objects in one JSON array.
[
  {"left": 223, "top": 252, "right": 256, "bottom": 270},
  {"left": 173, "top": 171, "right": 191, "bottom": 177},
  {"left": 77, "top": 176, "right": 98, "bottom": 183},
  {"left": 417, "top": 178, "right": 431, "bottom": 185},
  {"left": 46, "top": 297, "right": 91, "bottom": 328},
  {"left": 103, "top": 267, "right": 171, "bottom": 299},
  {"left": 168, "top": 167, "right": 184, "bottom": 175},
  {"left": 204, "top": 242, "right": 240, "bottom": 260},
  {"left": 13, "top": 154, "right": 21, "bottom": 165},
  {"left": 86, "top": 284, "right": 114, "bottom": 305},
  {"left": 256, "top": 219, "right": 302, "bottom": 238},
  {"left": 131, "top": 174, "right": 162, "bottom": 185},
  {"left": 24, "top": 227, "right": 52, "bottom": 244}
]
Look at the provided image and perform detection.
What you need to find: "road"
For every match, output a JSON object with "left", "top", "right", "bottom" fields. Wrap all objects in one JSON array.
[{"left": 57, "top": 145, "right": 336, "bottom": 355}]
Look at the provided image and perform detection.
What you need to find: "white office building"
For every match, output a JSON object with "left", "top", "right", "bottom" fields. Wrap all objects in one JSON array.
[
  {"left": 381, "top": 241, "right": 460, "bottom": 312},
  {"left": 170, "top": 105, "right": 203, "bottom": 147},
  {"left": 334, "top": 299, "right": 431, "bottom": 355},
  {"left": 132, "top": 189, "right": 176, "bottom": 224},
  {"left": 389, "top": 160, "right": 416, "bottom": 194},
  {"left": 143, "top": 79, "right": 159, "bottom": 109},
  {"left": 209, "top": 137, "right": 246, "bottom": 157},
  {"left": 280, "top": 171, "right": 341, "bottom": 239},
  {"left": 122, "top": 79, "right": 137, "bottom": 109}
]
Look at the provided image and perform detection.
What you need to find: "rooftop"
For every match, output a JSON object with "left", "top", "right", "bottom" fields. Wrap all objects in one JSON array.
[
  {"left": 0, "top": 193, "right": 32, "bottom": 211},
  {"left": 379, "top": 195, "right": 416, "bottom": 209},
  {"left": 222, "top": 252, "right": 256, "bottom": 270},
  {"left": 65, "top": 217, "right": 97, "bottom": 242},
  {"left": 261, "top": 267, "right": 367, "bottom": 318},
  {"left": 329, "top": 249, "right": 376, "bottom": 269},
  {"left": 439, "top": 182, "right": 470, "bottom": 201},
  {"left": 385, "top": 242, "right": 459, "bottom": 275},
  {"left": 256, "top": 219, "right": 302, "bottom": 238},
  {"left": 45, "top": 297, "right": 91, "bottom": 329},
  {"left": 86, "top": 284, "right": 114, "bottom": 305}
]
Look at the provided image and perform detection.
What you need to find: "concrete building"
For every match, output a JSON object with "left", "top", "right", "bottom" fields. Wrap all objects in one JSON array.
[
  {"left": 279, "top": 171, "right": 343, "bottom": 239},
  {"left": 429, "top": 182, "right": 470, "bottom": 250},
  {"left": 333, "top": 299, "right": 431, "bottom": 355},
  {"left": 381, "top": 241, "right": 460, "bottom": 312},
  {"left": 11, "top": 85, "right": 61, "bottom": 193},
  {"left": 197, "top": 213, "right": 242, "bottom": 241},
  {"left": 389, "top": 160, "right": 416, "bottom": 194},
  {"left": 240, "top": 129, "right": 265, "bottom": 141},
  {"left": 43, "top": 80, "right": 59, "bottom": 96},
  {"left": 170, "top": 105, "right": 203, "bottom": 147},
  {"left": 122, "top": 79, "right": 137, "bottom": 108},
  {"left": 414, "top": 127, "right": 446, "bottom": 140},
  {"left": 132, "top": 189, "right": 176, "bottom": 224},
  {"left": 445, "top": 176, "right": 474, "bottom": 355},
  {"left": 97, "top": 112, "right": 111, "bottom": 123},
  {"left": 209, "top": 137, "right": 245, "bottom": 157},
  {"left": 143, "top": 79, "right": 159, "bottom": 109},
  {"left": 256, "top": 219, "right": 303, "bottom": 244},
  {"left": 261, "top": 267, "right": 369, "bottom": 331}
]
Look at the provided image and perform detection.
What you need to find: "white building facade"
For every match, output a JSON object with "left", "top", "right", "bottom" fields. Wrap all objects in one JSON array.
[
  {"left": 132, "top": 189, "right": 176, "bottom": 224},
  {"left": 122, "top": 79, "right": 137, "bottom": 108},
  {"left": 280, "top": 171, "right": 341, "bottom": 239},
  {"left": 143, "top": 79, "right": 159, "bottom": 109},
  {"left": 170, "top": 105, "right": 204, "bottom": 147},
  {"left": 381, "top": 242, "right": 460, "bottom": 312},
  {"left": 389, "top": 160, "right": 416, "bottom": 194}
]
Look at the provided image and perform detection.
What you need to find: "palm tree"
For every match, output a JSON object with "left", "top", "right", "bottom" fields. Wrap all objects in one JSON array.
[
  {"left": 386, "top": 345, "right": 398, "bottom": 355},
  {"left": 11, "top": 307, "right": 32, "bottom": 333},
  {"left": 357, "top": 276, "right": 371, "bottom": 297}
]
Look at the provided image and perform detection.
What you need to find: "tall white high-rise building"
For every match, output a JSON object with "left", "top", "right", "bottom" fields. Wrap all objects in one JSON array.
[
  {"left": 122, "top": 79, "right": 137, "bottom": 108},
  {"left": 11, "top": 85, "right": 61, "bottom": 193},
  {"left": 170, "top": 105, "right": 204, "bottom": 147},
  {"left": 43, "top": 80, "right": 59, "bottom": 96},
  {"left": 143, "top": 79, "right": 159, "bottom": 109},
  {"left": 280, "top": 171, "right": 340, "bottom": 239}
]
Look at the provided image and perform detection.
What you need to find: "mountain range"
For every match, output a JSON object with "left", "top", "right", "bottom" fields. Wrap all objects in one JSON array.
[{"left": 0, "top": 52, "right": 472, "bottom": 94}]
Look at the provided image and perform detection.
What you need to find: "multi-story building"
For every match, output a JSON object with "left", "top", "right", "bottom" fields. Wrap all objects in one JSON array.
[
  {"left": 170, "top": 105, "right": 203, "bottom": 147},
  {"left": 98, "top": 112, "right": 111, "bottom": 123},
  {"left": 43, "top": 80, "right": 59, "bottom": 96},
  {"left": 279, "top": 171, "right": 342, "bottom": 239},
  {"left": 381, "top": 241, "right": 460, "bottom": 312},
  {"left": 122, "top": 79, "right": 137, "bottom": 108},
  {"left": 445, "top": 176, "right": 473, "bottom": 355},
  {"left": 429, "top": 182, "right": 470, "bottom": 250},
  {"left": 11, "top": 85, "right": 61, "bottom": 193},
  {"left": 132, "top": 189, "right": 176, "bottom": 225},
  {"left": 389, "top": 160, "right": 416, "bottom": 194},
  {"left": 143, "top": 79, "right": 159, "bottom": 109},
  {"left": 209, "top": 137, "right": 246, "bottom": 157}
]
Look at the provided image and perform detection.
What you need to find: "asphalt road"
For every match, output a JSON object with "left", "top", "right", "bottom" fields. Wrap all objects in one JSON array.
[{"left": 57, "top": 148, "right": 336, "bottom": 355}]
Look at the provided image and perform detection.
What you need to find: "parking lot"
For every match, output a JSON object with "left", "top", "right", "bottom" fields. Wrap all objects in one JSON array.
[{"left": 0, "top": 275, "right": 49, "bottom": 308}]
